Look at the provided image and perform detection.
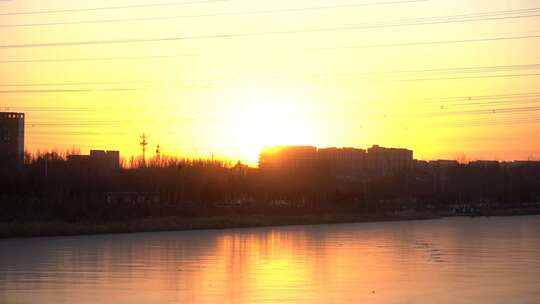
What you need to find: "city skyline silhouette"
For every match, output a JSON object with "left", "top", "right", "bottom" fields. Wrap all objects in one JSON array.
[{"left": 1, "top": 0, "right": 539, "bottom": 164}]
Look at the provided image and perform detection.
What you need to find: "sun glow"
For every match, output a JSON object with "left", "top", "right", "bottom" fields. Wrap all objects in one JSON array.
[{"left": 228, "top": 86, "right": 317, "bottom": 165}]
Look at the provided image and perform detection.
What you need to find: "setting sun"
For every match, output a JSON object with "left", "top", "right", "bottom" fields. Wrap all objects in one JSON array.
[{"left": 227, "top": 86, "right": 318, "bottom": 164}]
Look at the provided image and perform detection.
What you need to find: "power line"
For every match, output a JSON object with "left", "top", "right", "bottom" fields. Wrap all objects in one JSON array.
[
  {"left": 325, "top": 63, "right": 540, "bottom": 79},
  {"left": 0, "top": 80, "right": 169, "bottom": 87},
  {"left": 0, "top": 54, "right": 189, "bottom": 64},
  {"left": 13, "top": 91, "right": 540, "bottom": 112},
  {"left": 16, "top": 105, "right": 540, "bottom": 140},
  {"left": 6, "top": 106, "right": 102, "bottom": 112},
  {"left": 27, "top": 131, "right": 128, "bottom": 136},
  {"left": 24, "top": 117, "right": 165, "bottom": 125},
  {"left": 0, "top": 88, "right": 144, "bottom": 93},
  {"left": 1, "top": 33, "right": 539, "bottom": 64},
  {"left": 330, "top": 34, "right": 540, "bottom": 50},
  {"left": 23, "top": 112, "right": 540, "bottom": 127},
  {"left": 2, "top": 9, "right": 540, "bottom": 49},
  {"left": 377, "top": 63, "right": 540, "bottom": 75},
  {"left": 438, "top": 97, "right": 540, "bottom": 109},
  {"left": 1, "top": 72, "right": 539, "bottom": 94},
  {"left": 0, "top": 0, "right": 430, "bottom": 28},
  {"left": 429, "top": 106, "right": 540, "bottom": 117},
  {"left": 27, "top": 122, "right": 128, "bottom": 126},
  {"left": 9, "top": 87, "right": 540, "bottom": 122},
  {"left": 394, "top": 72, "right": 540, "bottom": 82},
  {"left": 15, "top": 96, "right": 540, "bottom": 133},
  {"left": 22, "top": 110, "right": 540, "bottom": 132},
  {"left": 1, "top": 62, "right": 539, "bottom": 88},
  {"left": 434, "top": 116, "right": 540, "bottom": 128},
  {"left": 430, "top": 91, "right": 540, "bottom": 102},
  {"left": 0, "top": 0, "right": 228, "bottom": 16},
  {"left": 378, "top": 106, "right": 540, "bottom": 119}
]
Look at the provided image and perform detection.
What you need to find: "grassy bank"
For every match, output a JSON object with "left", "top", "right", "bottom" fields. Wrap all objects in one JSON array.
[{"left": 0, "top": 211, "right": 439, "bottom": 239}]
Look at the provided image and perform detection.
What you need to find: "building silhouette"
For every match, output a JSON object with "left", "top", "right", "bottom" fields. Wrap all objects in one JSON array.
[
  {"left": 259, "top": 144, "right": 413, "bottom": 178},
  {"left": 67, "top": 150, "right": 120, "bottom": 173},
  {"left": 0, "top": 112, "right": 25, "bottom": 171},
  {"left": 318, "top": 147, "right": 367, "bottom": 176},
  {"left": 367, "top": 145, "right": 414, "bottom": 177},
  {"left": 259, "top": 146, "right": 319, "bottom": 172}
]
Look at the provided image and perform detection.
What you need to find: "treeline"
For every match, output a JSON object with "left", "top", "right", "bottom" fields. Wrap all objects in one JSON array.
[
  {"left": 413, "top": 163, "right": 540, "bottom": 206},
  {"left": 1, "top": 151, "right": 540, "bottom": 222}
]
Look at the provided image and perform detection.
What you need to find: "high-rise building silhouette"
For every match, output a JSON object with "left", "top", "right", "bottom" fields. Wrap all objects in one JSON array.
[
  {"left": 67, "top": 150, "right": 120, "bottom": 173},
  {"left": 367, "top": 145, "right": 413, "bottom": 177},
  {"left": 0, "top": 112, "right": 25, "bottom": 171},
  {"left": 259, "top": 144, "right": 413, "bottom": 178}
]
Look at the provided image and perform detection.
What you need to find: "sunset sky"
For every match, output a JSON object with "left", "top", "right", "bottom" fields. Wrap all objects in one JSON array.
[{"left": 1, "top": 0, "right": 539, "bottom": 164}]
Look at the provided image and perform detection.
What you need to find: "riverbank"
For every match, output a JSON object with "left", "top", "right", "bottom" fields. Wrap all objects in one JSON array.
[
  {"left": 3, "top": 208, "right": 539, "bottom": 239},
  {"left": 0, "top": 211, "right": 439, "bottom": 239}
]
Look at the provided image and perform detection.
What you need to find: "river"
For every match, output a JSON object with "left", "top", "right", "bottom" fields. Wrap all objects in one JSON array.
[{"left": 1, "top": 216, "right": 539, "bottom": 303}]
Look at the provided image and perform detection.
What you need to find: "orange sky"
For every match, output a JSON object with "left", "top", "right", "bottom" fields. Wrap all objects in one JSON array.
[{"left": 1, "top": 0, "right": 539, "bottom": 164}]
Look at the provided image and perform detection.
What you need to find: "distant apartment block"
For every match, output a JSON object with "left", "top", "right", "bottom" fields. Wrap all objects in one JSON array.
[
  {"left": 427, "top": 160, "right": 460, "bottom": 193},
  {"left": 469, "top": 160, "right": 500, "bottom": 169},
  {"left": 0, "top": 112, "right": 25, "bottom": 170},
  {"left": 502, "top": 161, "right": 540, "bottom": 168},
  {"left": 318, "top": 147, "right": 367, "bottom": 175},
  {"left": 366, "top": 145, "right": 414, "bottom": 177},
  {"left": 67, "top": 150, "right": 120, "bottom": 172},
  {"left": 259, "top": 144, "right": 413, "bottom": 178},
  {"left": 259, "top": 146, "right": 319, "bottom": 172},
  {"left": 429, "top": 160, "right": 460, "bottom": 168}
]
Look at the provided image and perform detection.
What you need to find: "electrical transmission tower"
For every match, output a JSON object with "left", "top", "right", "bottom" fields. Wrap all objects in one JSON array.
[{"left": 140, "top": 133, "right": 148, "bottom": 167}]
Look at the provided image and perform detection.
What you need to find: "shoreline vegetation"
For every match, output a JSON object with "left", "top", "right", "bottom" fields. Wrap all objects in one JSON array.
[
  {"left": 2, "top": 208, "right": 539, "bottom": 239},
  {"left": 2, "top": 151, "right": 540, "bottom": 239},
  {"left": 0, "top": 212, "right": 439, "bottom": 239}
]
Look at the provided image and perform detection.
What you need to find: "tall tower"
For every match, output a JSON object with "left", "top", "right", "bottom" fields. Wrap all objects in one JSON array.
[
  {"left": 140, "top": 133, "right": 148, "bottom": 167},
  {"left": 0, "top": 112, "right": 25, "bottom": 171}
]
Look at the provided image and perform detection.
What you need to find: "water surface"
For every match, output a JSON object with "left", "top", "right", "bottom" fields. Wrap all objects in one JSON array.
[{"left": 1, "top": 216, "right": 540, "bottom": 303}]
